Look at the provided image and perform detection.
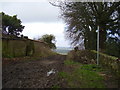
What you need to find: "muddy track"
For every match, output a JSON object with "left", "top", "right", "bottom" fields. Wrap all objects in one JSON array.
[{"left": 2, "top": 55, "right": 66, "bottom": 88}]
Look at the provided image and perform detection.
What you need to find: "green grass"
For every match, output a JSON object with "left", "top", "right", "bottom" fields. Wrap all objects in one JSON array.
[
  {"left": 58, "top": 71, "right": 68, "bottom": 78},
  {"left": 59, "top": 60, "right": 105, "bottom": 88},
  {"left": 73, "top": 67, "right": 105, "bottom": 88},
  {"left": 81, "top": 64, "right": 103, "bottom": 72},
  {"left": 64, "top": 60, "right": 80, "bottom": 65}
]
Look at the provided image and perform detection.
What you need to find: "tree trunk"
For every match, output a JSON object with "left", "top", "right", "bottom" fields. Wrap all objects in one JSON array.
[
  {"left": 99, "top": 30, "right": 107, "bottom": 50},
  {"left": 84, "top": 31, "right": 97, "bottom": 50}
]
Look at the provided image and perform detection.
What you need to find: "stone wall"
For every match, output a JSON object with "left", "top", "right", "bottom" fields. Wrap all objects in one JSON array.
[
  {"left": 91, "top": 50, "right": 119, "bottom": 77},
  {"left": 2, "top": 38, "right": 52, "bottom": 58},
  {"left": 67, "top": 50, "right": 119, "bottom": 77}
]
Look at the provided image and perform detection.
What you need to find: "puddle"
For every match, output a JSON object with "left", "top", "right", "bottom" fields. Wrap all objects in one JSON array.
[{"left": 47, "top": 69, "right": 56, "bottom": 76}]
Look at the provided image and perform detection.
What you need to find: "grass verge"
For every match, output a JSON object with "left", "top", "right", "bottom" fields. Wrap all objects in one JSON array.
[{"left": 58, "top": 60, "right": 105, "bottom": 88}]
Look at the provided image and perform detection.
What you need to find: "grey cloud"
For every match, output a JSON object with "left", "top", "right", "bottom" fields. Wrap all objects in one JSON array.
[{"left": 1, "top": 2, "right": 61, "bottom": 23}]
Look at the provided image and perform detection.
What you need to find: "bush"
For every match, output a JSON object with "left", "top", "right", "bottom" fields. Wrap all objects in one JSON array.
[{"left": 67, "top": 50, "right": 96, "bottom": 64}]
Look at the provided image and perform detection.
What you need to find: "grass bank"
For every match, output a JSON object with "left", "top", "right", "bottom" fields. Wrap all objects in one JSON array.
[{"left": 57, "top": 60, "right": 105, "bottom": 88}]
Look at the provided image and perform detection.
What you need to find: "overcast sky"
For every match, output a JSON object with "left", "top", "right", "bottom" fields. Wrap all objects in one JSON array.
[{"left": 0, "top": 0, "right": 71, "bottom": 47}]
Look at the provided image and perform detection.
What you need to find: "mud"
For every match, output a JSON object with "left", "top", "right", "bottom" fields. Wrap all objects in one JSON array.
[{"left": 2, "top": 55, "right": 66, "bottom": 88}]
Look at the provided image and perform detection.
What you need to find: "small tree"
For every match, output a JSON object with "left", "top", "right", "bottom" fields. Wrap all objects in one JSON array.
[
  {"left": 39, "top": 34, "right": 56, "bottom": 49},
  {"left": 1, "top": 12, "right": 24, "bottom": 36}
]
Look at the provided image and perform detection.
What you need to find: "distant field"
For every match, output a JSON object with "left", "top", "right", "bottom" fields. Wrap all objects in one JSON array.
[{"left": 53, "top": 47, "right": 73, "bottom": 55}]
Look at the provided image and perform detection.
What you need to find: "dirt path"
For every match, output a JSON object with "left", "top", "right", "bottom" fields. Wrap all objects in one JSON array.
[
  {"left": 3, "top": 54, "right": 118, "bottom": 88},
  {"left": 2, "top": 55, "right": 66, "bottom": 88}
]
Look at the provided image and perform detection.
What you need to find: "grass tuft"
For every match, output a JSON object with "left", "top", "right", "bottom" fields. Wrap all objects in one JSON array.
[
  {"left": 81, "top": 64, "right": 103, "bottom": 72},
  {"left": 58, "top": 72, "right": 68, "bottom": 78},
  {"left": 64, "top": 60, "right": 80, "bottom": 65}
]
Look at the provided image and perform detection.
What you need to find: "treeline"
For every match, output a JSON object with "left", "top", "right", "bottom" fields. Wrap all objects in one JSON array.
[
  {"left": 51, "top": 2, "right": 120, "bottom": 57},
  {"left": 1, "top": 12, "right": 56, "bottom": 50},
  {"left": 1, "top": 12, "right": 24, "bottom": 36}
]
